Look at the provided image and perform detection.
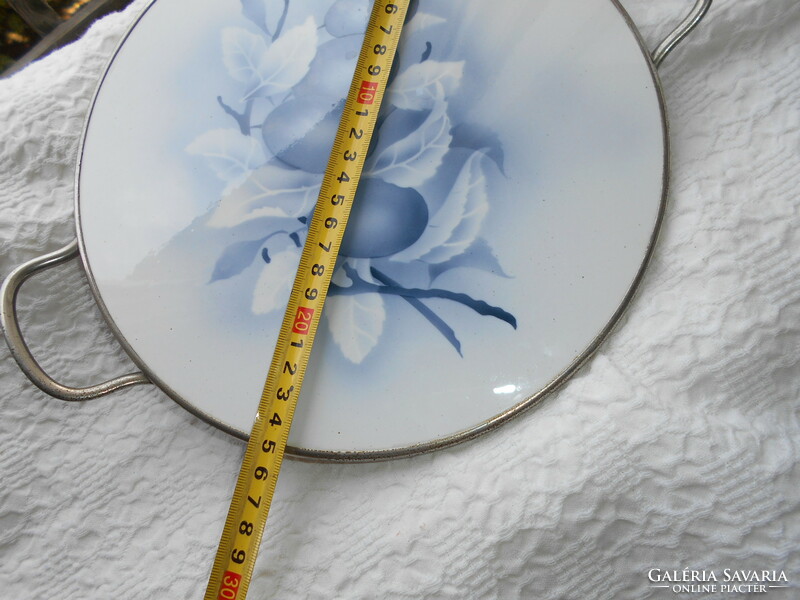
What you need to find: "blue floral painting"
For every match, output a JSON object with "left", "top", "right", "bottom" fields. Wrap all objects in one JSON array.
[{"left": 185, "top": 0, "right": 516, "bottom": 364}]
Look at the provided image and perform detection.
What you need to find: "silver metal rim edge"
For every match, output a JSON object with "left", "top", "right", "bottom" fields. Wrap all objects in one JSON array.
[{"left": 73, "top": 0, "right": 680, "bottom": 462}]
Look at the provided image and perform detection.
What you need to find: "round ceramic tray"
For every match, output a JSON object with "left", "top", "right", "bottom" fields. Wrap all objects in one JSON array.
[{"left": 2, "top": 0, "right": 711, "bottom": 461}]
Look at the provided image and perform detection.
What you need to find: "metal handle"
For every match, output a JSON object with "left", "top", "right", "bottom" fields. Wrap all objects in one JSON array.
[
  {"left": 651, "top": 0, "right": 712, "bottom": 68},
  {"left": 1, "top": 240, "right": 150, "bottom": 401}
]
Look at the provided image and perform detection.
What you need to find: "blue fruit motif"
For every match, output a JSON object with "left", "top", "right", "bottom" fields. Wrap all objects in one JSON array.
[
  {"left": 340, "top": 178, "right": 428, "bottom": 258},
  {"left": 198, "top": 0, "right": 515, "bottom": 363},
  {"left": 262, "top": 96, "right": 344, "bottom": 173}
]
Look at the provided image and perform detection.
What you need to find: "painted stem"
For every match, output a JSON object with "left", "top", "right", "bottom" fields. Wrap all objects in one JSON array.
[
  {"left": 329, "top": 263, "right": 517, "bottom": 329},
  {"left": 369, "top": 267, "right": 462, "bottom": 355},
  {"left": 217, "top": 96, "right": 254, "bottom": 136},
  {"left": 273, "top": 0, "right": 289, "bottom": 41}
]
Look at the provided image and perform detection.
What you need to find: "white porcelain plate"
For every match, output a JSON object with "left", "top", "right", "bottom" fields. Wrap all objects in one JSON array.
[{"left": 77, "top": 0, "right": 666, "bottom": 459}]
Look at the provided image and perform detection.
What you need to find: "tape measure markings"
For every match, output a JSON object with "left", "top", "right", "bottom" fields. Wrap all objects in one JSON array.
[{"left": 204, "top": 3, "right": 410, "bottom": 599}]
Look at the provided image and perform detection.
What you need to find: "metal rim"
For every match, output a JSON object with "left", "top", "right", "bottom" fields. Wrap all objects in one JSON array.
[{"left": 75, "top": 0, "right": 670, "bottom": 462}]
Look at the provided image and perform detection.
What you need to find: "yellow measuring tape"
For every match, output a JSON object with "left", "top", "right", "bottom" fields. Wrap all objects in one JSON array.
[{"left": 204, "top": 2, "right": 410, "bottom": 599}]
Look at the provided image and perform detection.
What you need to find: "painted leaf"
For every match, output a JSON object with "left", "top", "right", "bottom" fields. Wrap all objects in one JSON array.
[
  {"left": 293, "top": 35, "right": 361, "bottom": 99},
  {"left": 450, "top": 122, "right": 506, "bottom": 174},
  {"left": 186, "top": 128, "right": 266, "bottom": 183},
  {"left": 326, "top": 292, "right": 386, "bottom": 363},
  {"left": 252, "top": 248, "right": 301, "bottom": 314},
  {"left": 391, "top": 151, "right": 489, "bottom": 264},
  {"left": 367, "top": 101, "right": 451, "bottom": 188},
  {"left": 241, "top": 0, "right": 287, "bottom": 34},
  {"left": 428, "top": 237, "right": 511, "bottom": 282},
  {"left": 247, "top": 17, "right": 318, "bottom": 99},
  {"left": 331, "top": 258, "right": 354, "bottom": 288},
  {"left": 369, "top": 107, "right": 426, "bottom": 161},
  {"left": 387, "top": 60, "right": 464, "bottom": 110},
  {"left": 324, "top": 0, "right": 370, "bottom": 37},
  {"left": 264, "top": 0, "right": 288, "bottom": 36},
  {"left": 351, "top": 257, "right": 379, "bottom": 284},
  {"left": 404, "top": 11, "right": 446, "bottom": 34},
  {"left": 221, "top": 27, "right": 270, "bottom": 86},
  {"left": 209, "top": 237, "right": 266, "bottom": 282},
  {"left": 208, "top": 160, "right": 320, "bottom": 228},
  {"left": 241, "top": 0, "right": 266, "bottom": 30}
]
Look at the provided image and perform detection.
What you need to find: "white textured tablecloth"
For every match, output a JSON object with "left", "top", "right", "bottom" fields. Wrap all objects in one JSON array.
[{"left": 1, "top": 1, "right": 798, "bottom": 598}]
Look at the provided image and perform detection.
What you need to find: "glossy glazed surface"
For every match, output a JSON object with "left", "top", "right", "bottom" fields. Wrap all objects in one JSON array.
[{"left": 78, "top": 0, "right": 665, "bottom": 456}]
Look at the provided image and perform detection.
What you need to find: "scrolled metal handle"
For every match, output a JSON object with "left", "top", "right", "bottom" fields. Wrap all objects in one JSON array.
[
  {"left": 1, "top": 240, "right": 149, "bottom": 401},
  {"left": 651, "top": 0, "right": 712, "bottom": 69}
]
